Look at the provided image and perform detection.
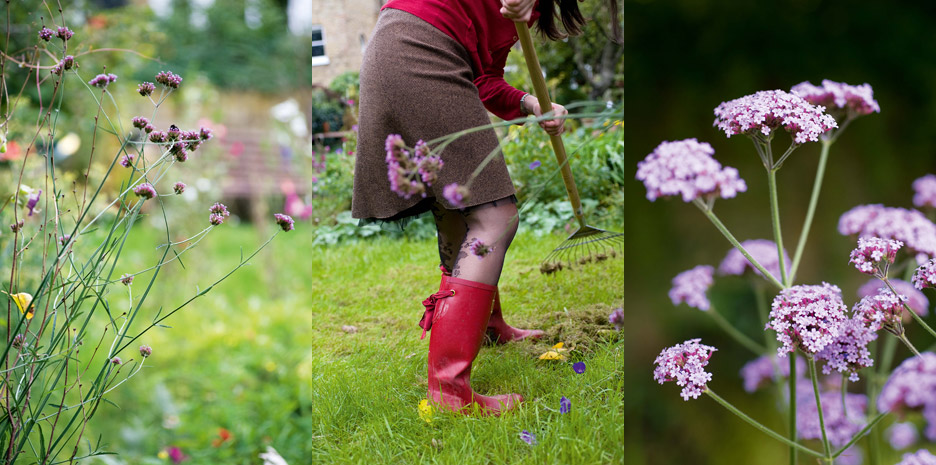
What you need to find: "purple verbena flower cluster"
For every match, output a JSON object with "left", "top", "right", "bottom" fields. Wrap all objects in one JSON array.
[
  {"left": 38, "top": 27, "right": 54, "bottom": 42},
  {"left": 668, "top": 265, "right": 714, "bottom": 311},
  {"left": 88, "top": 73, "right": 117, "bottom": 88},
  {"left": 132, "top": 116, "right": 150, "bottom": 130},
  {"left": 849, "top": 236, "right": 903, "bottom": 277},
  {"left": 767, "top": 283, "right": 848, "bottom": 356},
  {"left": 139, "top": 345, "right": 153, "bottom": 358},
  {"left": 469, "top": 239, "right": 493, "bottom": 258},
  {"left": 173, "top": 182, "right": 186, "bottom": 195},
  {"left": 913, "top": 174, "right": 936, "bottom": 209},
  {"left": 384, "top": 135, "right": 444, "bottom": 201},
  {"left": 443, "top": 183, "right": 468, "bottom": 209},
  {"left": 888, "top": 422, "right": 919, "bottom": 450},
  {"left": 798, "top": 390, "right": 867, "bottom": 448},
  {"left": 209, "top": 202, "right": 230, "bottom": 226},
  {"left": 56, "top": 27, "right": 74, "bottom": 41},
  {"left": 636, "top": 138, "right": 747, "bottom": 202},
  {"left": 854, "top": 289, "right": 908, "bottom": 336},
  {"left": 713, "top": 90, "right": 837, "bottom": 144},
  {"left": 858, "top": 278, "right": 928, "bottom": 317},
  {"left": 274, "top": 213, "right": 295, "bottom": 232},
  {"left": 839, "top": 205, "right": 936, "bottom": 260},
  {"left": 913, "top": 259, "right": 936, "bottom": 291},
  {"left": 653, "top": 338, "right": 717, "bottom": 401},
  {"left": 53, "top": 55, "right": 75, "bottom": 75},
  {"left": 155, "top": 70, "right": 183, "bottom": 89},
  {"left": 815, "top": 316, "right": 877, "bottom": 381},
  {"left": 879, "top": 353, "right": 936, "bottom": 441},
  {"left": 739, "top": 354, "right": 804, "bottom": 393},
  {"left": 120, "top": 154, "right": 134, "bottom": 168},
  {"left": 133, "top": 183, "right": 156, "bottom": 199},
  {"left": 138, "top": 82, "right": 156, "bottom": 96},
  {"left": 718, "top": 239, "right": 790, "bottom": 279},
  {"left": 790, "top": 79, "right": 880, "bottom": 119},
  {"left": 897, "top": 449, "right": 936, "bottom": 465}
]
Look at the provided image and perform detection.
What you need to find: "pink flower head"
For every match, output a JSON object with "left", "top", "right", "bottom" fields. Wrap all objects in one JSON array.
[
  {"left": 56, "top": 27, "right": 74, "bottom": 41},
  {"left": 132, "top": 116, "right": 150, "bottom": 129},
  {"left": 274, "top": 213, "right": 295, "bottom": 232},
  {"left": 26, "top": 189, "right": 42, "bottom": 216},
  {"left": 913, "top": 258, "right": 936, "bottom": 291},
  {"left": 858, "top": 278, "right": 928, "bottom": 318},
  {"left": 469, "top": 238, "right": 493, "bottom": 257},
  {"left": 854, "top": 290, "right": 907, "bottom": 336},
  {"left": 739, "top": 354, "right": 805, "bottom": 393},
  {"left": 839, "top": 205, "right": 936, "bottom": 259},
  {"left": 913, "top": 174, "right": 936, "bottom": 209},
  {"left": 668, "top": 265, "right": 714, "bottom": 311},
  {"left": 798, "top": 390, "right": 867, "bottom": 448},
  {"left": 120, "top": 274, "right": 134, "bottom": 285},
  {"left": 791, "top": 80, "right": 880, "bottom": 119},
  {"left": 713, "top": 89, "right": 837, "bottom": 144},
  {"left": 849, "top": 236, "right": 903, "bottom": 277},
  {"left": 149, "top": 131, "right": 168, "bottom": 144},
  {"left": 718, "top": 239, "right": 790, "bottom": 279},
  {"left": 133, "top": 183, "right": 156, "bottom": 199},
  {"left": 199, "top": 127, "right": 213, "bottom": 141},
  {"left": 38, "top": 27, "right": 54, "bottom": 41},
  {"left": 443, "top": 183, "right": 469, "bottom": 209},
  {"left": 139, "top": 345, "right": 152, "bottom": 357},
  {"left": 653, "top": 338, "right": 717, "bottom": 401},
  {"left": 88, "top": 73, "right": 117, "bottom": 88},
  {"left": 888, "top": 422, "right": 919, "bottom": 450},
  {"left": 208, "top": 202, "right": 230, "bottom": 226},
  {"left": 120, "top": 154, "right": 134, "bottom": 168},
  {"left": 879, "top": 353, "right": 936, "bottom": 441},
  {"left": 155, "top": 70, "right": 182, "bottom": 89},
  {"left": 52, "top": 55, "right": 75, "bottom": 75},
  {"left": 173, "top": 182, "right": 186, "bottom": 195},
  {"left": 767, "top": 283, "right": 848, "bottom": 356},
  {"left": 609, "top": 308, "right": 624, "bottom": 330},
  {"left": 815, "top": 316, "right": 877, "bottom": 381},
  {"left": 636, "top": 138, "right": 747, "bottom": 202},
  {"left": 138, "top": 82, "right": 156, "bottom": 96}
]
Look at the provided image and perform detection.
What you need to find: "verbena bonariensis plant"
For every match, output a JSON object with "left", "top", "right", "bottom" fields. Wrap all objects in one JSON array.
[
  {"left": 639, "top": 80, "right": 936, "bottom": 464},
  {"left": 0, "top": 12, "right": 294, "bottom": 464}
]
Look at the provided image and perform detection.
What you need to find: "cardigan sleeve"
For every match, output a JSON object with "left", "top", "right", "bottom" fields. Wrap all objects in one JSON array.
[{"left": 473, "top": 45, "right": 527, "bottom": 123}]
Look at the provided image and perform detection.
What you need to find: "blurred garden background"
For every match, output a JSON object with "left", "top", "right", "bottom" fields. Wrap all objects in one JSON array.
[
  {"left": 1, "top": 0, "right": 623, "bottom": 464},
  {"left": 623, "top": 1, "right": 936, "bottom": 464}
]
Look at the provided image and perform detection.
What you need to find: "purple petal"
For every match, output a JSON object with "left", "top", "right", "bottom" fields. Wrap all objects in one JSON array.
[
  {"left": 559, "top": 396, "right": 571, "bottom": 414},
  {"left": 528, "top": 160, "right": 541, "bottom": 170},
  {"left": 573, "top": 362, "right": 586, "bottom": 374}
]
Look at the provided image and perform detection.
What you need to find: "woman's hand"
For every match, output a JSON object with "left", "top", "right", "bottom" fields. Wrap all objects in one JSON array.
[
  {"left": 526, "top": 99, "right": 568, "bottom": 136},
  {"left": 500, "top": 0, "right": 537, "bottom": 22}
]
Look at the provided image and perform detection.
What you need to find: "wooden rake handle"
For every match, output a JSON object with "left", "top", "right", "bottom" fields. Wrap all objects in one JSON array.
[{"left": 514, "top": 21, "right": 586, "bottom": 229}]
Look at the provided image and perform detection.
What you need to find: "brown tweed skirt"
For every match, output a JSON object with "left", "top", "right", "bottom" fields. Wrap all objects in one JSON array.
[{"left": 351, "top": 9, "right": 516, "bottom": 222}]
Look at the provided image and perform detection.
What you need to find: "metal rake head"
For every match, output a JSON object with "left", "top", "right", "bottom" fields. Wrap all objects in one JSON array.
[{"left": 540, "top": 225, "right": 624, "bottom": 274}]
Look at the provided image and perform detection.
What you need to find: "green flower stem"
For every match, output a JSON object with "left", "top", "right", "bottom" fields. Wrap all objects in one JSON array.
[
  {"left": 808, "top": 357, "right": 833, "bottom": 460},
  {"left": 879, "top": 334, "right": 899, "bottom": 376},
  {"left": 832, "top": 412, "right": 888, "bottom": 460},
  {"left": 789, "top": 355, "right": 798, "bottom": 465},
  {"left": 706, "top": 306, "right": 766, "bottom": 354},
  {"left": 868, "top": 335, "right": 896, "bottom": 465},
  {"left": 704, "top": 389, "right": 824, "bottom": 459},
  {"left": 767, "top": 168, "right": 790, "bottom": 286},
  {"left": 882, "top": 277, "right": 936, "bottom": 340},
  {"left": 897, "top": 333, "right": 922, "bottom": 357},
  {"left": 694, "top": 201, "right": 785, "bottom": 290},
  {"left": 789, "top": 138, "right": 832, "bottom": 283}
]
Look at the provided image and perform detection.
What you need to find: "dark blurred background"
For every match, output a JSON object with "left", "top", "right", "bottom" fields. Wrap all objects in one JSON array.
[{"left": 622, "top": 1, "right": 936, "bottom": 463}]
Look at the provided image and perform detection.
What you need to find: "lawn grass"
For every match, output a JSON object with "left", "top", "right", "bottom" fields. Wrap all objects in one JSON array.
[{"left": 83, "top": 222, "right": 626, "bottom": 464}]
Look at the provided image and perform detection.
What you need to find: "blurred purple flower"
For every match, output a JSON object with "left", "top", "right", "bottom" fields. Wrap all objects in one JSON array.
[
  {"left": 88, "top": 73, "right": 117, "bottom": 88},
  {"left": 609, "top": 308, "right": 624, "bottom": 330},
  {"left": 858, "top": 278, "right": 928, "bottom": 317},
  {"left": 636, "top": 138, "right": 746, "bottom": 202},
  {"left": 798, "top": 390, "right": 867, "bottom": 448},
  {"left": 559, "top": 396, "right": 571, "bottom": 414},
  {"left": 913, "top": 174, "right": 936, "bottom": 209},
  {"left": 572, "top": 362, "right": 586, "bottom": 374},
  {"left": 156, "top": 70, "right": 182, "bottom": 89},
  {"left": 888, "top": 422, "right": 919, "bottom": 450},
  {"left": 519, "top": 430, "right": 536, "bottom": 445},
  {"left": 56, "top": 26, "right": 74, "bottom": 41},
  {"left": 896, "top": 449, "right": 936, "bottom": 465},
  {"left": 668, "top": 265, "right": 714, "bottom": 311},
  {"left": 879, "top": 353, "right": 936, "bottom": 441},
  {"left": 443, "top": 184, "right": 469, "bottom": 209},
  {"left": 739, "top": 354, "right": 805, "bottom": 393},
  {"left": 173, "top": 182, "right": 186, "bottom": 195},
  {"left": 791, "top": 79, "right": 880, "bottom": 119},
  {"left": 529, "top": 160, "right": 541, "bottom": 170},
  {"left": 274, "top": 213, "right": 295, "bottom": 232},
  {"left": 38, "top": 27, "right": 54, "bottom": 41},
  {"left": 139, "top": 345, "right": 153, "bottom": 358},
  {"left": 26, "top": 189, "right": 41, "bottom": 216},
  {"left": 839, "top": 204, "right": 936, "bottom": 260},
  {"left": 718, "top": 239, "right": 790, "bottom": 280}
]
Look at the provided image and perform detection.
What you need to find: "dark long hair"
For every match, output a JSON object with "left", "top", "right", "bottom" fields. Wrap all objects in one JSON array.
[{"left": 535, "top": 0, "right": 622, "bottom": 43}]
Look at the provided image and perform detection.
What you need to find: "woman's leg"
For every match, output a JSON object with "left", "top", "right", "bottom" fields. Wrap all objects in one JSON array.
[
  {"left": 451, "top": 198, "right": 519, "bottom": 287},
  {"left": 430, "top": 204, "right": 466, "bottom": 272}
]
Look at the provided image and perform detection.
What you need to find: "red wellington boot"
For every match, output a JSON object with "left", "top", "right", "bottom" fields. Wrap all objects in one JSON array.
[
  {"left": 422, "top": 276, "right": 523, "bottom": 414},
  {"left": 431, "top": 266, "right": 543, "bottom": 344}
]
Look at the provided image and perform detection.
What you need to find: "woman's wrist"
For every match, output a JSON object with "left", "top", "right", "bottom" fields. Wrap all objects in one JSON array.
[{"left": 520, "top": 93, "right": 533, "bottom": 116}]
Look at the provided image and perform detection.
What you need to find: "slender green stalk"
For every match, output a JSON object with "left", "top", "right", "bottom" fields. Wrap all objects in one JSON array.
[
  {"left": 808, "top": 357, "right": 833, "bottom": 461},
  {"left": 767, "top": 169, "right": 789, "bottom": 286},
  {"left": 832, "top": 412, "right": 888, "bottom": 459},
  {"left": 695, "top": 200, "right": 785, "bottom": 290},
  {"left": 897, "top": 333, "right": 922, "bottom": 357},
  {"left": 706, "top": 306, "right": 766, "bottom": 354},
  {"left": 789, "top": 139, "right": 832, "bottom": 282},
  {"left": 704, "top": 390, "right": 824, "bottom": 459},
  {"left": 789, "top": 355, "right": 798, "bottom": 465}
]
